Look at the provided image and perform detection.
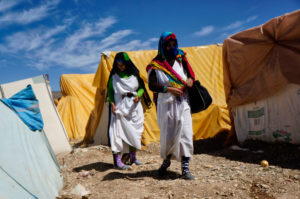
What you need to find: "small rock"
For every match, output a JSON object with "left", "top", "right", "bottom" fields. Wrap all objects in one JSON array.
[
  {"left": 261, "top": 184, "right": 269, "bottom": 189},
  {"left": 127, "top": 166, "right": 134, "bottom": 171},
  {"left": 78, "top": 170, "right": 93, "bottom": 178},
  {"left": 167, "top": 191, "right": 174, "bottom": 199},
  {"left": 57, "top": 190, "right": 73, "bottom": 199},
  {"left": 72, "top": 184, "right": 90, "bottom": 197},
  {"left": 294, "top": 175, "right": 299, "bottom": 180}
]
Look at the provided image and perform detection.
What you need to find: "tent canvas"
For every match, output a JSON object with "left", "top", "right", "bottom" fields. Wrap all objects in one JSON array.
[
  {"left": 223, "top": 10, "right": 300, "bottom": 144},
  {"left": 0, "top": 88, "right": 62, "bottom": 199},
  {"left": 223, "top": 9, "right": 300, "bottom": 107},
  {"left": 85, "top": 45, "right": 232, "bottom": 146},
  {"left": 0, "top": 75, "right": 72, "bottom": 154},
  {"left": 56, "top": 74, "right": 96, "bottom": 140},
  {"left": 232, "top": 84, "right": 300, "bottom": 144}
]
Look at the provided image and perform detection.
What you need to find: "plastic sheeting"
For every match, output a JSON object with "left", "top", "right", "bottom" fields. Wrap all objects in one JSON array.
[
  {"left": 0, "top": 101, "right": 62, "bottom": 199},
  {"left": 0, "top": 85, "right": 44, "bottom": 131},
  {"left": 87, "top": 45, "right": 231, "bottom": 145},
  {"left": 223, "top": 10, "right": 300, "bottom": 107},
  {"left": 0, "top": 75, "right": 72, "bottom": 155},
  {"left": 56, "top": 74, "right": 96, "bottom": 140},
  {"left": 232, "top": 84, "right": 300, "bottom": 144}
]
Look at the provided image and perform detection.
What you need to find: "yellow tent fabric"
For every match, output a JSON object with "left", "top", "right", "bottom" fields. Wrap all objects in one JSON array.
[
  {"left": 54, "top": 98, "right": 59, "bottom": 106},
  {"left": 57, "top": 74, "right": 96, "bottom": 140},
  {"left": 86, "top": 45, "right": 231, "bottom": 145}
]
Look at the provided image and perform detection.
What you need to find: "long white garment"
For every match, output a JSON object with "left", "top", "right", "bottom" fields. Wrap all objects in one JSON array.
[
  {"left": 148, "top": 60, "right": 194, "bottom": 161},
  {"left": 109, "top": 74, "right": 144, "bottom": 153}
]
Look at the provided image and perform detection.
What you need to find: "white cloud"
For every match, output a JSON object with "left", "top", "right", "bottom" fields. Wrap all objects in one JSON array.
[
  {"left": 193, "top": 26, "right": 214, "bottom": 37},
  {"left": 217, "top": 15, "right": 258, "bottom": 42},
  {"left": 109, "top": 37, "right": 158, "bottom": 51},
  {"left": 222, "top": 15, "right": 258, "bottom": 31},
  {"left": 29, "top": 20, "right": 133, "bottom": 70},
  {"left": 35, "top": 29, "right": 154, "bottom": 71},
  {"left": 0, "top": 0, "right": 60, "bottom": 26},
  {"left": 64, "top": 16, "right": 117, "bottom": 51},
  {"left": 3, "top": 25, "right": 66, "bottom": 52},
  {"left": 0, "top": 15, "right": 157, "bottom": 71},
  {"left": 246, "top": 15, "right": 258, "bottom": 23},
  {"left": 99, "top": 29, "right": 133, "bottom": 49},
  {"left": 45, "top": 29, "right": 134, "bottom": 69},
  {"left": 0, "top": 0, "right": 19, "bottom": 12},
  {"left": 223, "top": 21, "right": 243, "bottom": 30}
]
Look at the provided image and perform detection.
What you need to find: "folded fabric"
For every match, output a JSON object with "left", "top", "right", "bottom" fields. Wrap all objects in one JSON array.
[{"left": 0, "top": 85, "right": 44, "bottom": 131}]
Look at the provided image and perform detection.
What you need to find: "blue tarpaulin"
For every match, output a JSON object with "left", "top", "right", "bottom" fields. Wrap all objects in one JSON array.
[{"left": 0, "top": 85, "right": 44, "bottom": 131}]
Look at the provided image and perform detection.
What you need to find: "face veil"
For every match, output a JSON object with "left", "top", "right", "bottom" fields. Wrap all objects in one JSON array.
[{"left": 158, "top": 32, "right": 184, "bottom": 62}]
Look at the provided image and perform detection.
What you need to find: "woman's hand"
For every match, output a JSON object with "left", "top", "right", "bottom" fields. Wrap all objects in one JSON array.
[
  {"left": 166, "top": 87, "right": 183, "bottom": 96},
  {"left": 133, "top": 96, "right": 139, "bottom": 103},
  {"left": 111, "top": 103, "right": 116, "bottom": 114},
  {"left": 186, "top": 78, "right": 194, "bottom": 87}
]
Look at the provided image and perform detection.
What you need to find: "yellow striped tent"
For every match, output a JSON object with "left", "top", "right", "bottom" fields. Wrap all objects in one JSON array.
[{"left": 84, "top": 44, "right": 232, "bottom": 146}]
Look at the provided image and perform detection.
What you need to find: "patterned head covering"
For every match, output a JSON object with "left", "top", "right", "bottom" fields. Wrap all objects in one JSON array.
[{"left": 158, "top": 32, "right": 184, "bottom": 62}]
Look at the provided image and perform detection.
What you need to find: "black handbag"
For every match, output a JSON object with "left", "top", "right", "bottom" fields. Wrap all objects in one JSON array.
[{"left": 187, "top": 80, "right": 212, "bottom": 114}]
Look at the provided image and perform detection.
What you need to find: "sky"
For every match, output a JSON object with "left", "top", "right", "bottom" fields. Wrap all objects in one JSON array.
[{"left": 0, "top": 0, "right": 299, "bottom": 91}]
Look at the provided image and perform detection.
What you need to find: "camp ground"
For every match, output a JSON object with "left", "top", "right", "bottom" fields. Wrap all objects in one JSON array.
[{"left": 0, "top": 7, "right": 300, "bottom": 199}]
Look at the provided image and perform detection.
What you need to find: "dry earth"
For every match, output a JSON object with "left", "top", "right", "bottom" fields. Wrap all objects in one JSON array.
[{"left": 57, "top": 138, "right": 300, "bottom": 199}]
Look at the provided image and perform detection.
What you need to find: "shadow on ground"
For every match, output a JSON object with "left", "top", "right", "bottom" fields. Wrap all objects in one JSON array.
[
  {"left": 193, "top": 131, "right": 300, "bottom": 170},
  {"left": 73, "top": 162, "right": 113, "bottom": 172},
  {"left": 102, "top": 170, "right": 180, "bottom": 181}
]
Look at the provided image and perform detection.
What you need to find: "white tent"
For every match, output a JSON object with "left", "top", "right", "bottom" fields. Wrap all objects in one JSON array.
[
  {"left": 0, "top": 75, "right": 72, "bottom": 154},
  {"left": 0, "top": 87, "right": 62, "bottom": 199}
]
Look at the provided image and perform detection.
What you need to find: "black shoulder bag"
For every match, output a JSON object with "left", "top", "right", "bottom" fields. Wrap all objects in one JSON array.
[{"left": 187, "top": 80, "right": 212, "bottom": 114}]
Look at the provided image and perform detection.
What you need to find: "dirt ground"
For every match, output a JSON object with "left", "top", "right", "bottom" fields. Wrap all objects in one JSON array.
[{"left": 57, "top": 138, "right": 300, "bottom": 199}]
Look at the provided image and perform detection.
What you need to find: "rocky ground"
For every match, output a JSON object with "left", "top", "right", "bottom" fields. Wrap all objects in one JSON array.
[{"left": 57, "top": 138, "right": 300, "bottom": 199}]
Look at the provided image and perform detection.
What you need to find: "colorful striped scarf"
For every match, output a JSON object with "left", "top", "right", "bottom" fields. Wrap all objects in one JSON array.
[
  {"left": 148, "top": 59, "right": 186, "bottom": 89},
  {"left": 146, "top": 53, "right": 195, "bottom": 89}
]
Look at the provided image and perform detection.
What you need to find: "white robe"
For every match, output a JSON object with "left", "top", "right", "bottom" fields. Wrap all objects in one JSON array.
[
  {"left": 109, "top": 74, "right": 144, "bottom": 153},
  {"left": 148, "top": 60, "right": 194, "bottom": 161}
]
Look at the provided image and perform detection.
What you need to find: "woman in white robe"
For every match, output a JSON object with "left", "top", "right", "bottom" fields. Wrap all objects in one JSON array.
[
  {"left": 107, "top": 52, "right": 151, "bottom": 169},
  {"left": 147, "top": 32, "right": 195, "bottom": 180}
]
